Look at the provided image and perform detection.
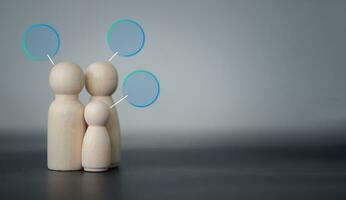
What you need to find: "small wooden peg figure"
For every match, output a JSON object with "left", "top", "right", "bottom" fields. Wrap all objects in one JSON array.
[{"left": 82, "top": 101, "right": 112, "bottom": 172}]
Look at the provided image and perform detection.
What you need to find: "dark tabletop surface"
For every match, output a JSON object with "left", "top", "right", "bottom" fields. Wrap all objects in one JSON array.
[{"left": 1, "top": 134, "right": 346, "bottom": 200}]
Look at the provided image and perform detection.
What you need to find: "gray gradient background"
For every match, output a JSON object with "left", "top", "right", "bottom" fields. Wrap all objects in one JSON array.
[{"left": 1, "top": 0, "right": 346, "bottom": 145}]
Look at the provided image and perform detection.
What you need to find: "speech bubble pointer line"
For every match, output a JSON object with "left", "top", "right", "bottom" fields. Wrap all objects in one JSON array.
[
  {"left": 46, "top": 54, "right": 55, "bottom": 65},
  {"left": 108, "top": 51, "right": 118, "bottom": 62},
  {"left": 110, "top": 95, "right": 128, "bottom": 109}
]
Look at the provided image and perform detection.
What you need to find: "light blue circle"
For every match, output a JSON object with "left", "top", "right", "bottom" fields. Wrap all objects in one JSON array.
[
  {"left": 22, "top": 24, "right": 60, "bottom": 61},
  {"left": 107, "top": 19, "right": 145, "bottom": 57},
  {"left": 123, "top": 70, "right": 160, "bottom": 108}
]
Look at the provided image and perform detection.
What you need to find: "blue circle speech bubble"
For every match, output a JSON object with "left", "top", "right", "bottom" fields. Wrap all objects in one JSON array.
[
  {"left": 22, "top": 24, "right": 60, "bottom": 61},
  {"left": 107, "top": 19, "right": 145, "bottom": 57},
  {"left": 123, "top": 70, "right": 160, "bottom": 108}
]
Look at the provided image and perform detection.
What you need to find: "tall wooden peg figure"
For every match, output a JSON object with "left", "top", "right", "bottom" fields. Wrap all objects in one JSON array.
[
  {"left": 85, "top": 62, "right": 121, "bottom": 167},
  {"left": 82, "top": 101, "right": 111, "bottom": 172},
  {"left": 47, "top": 62, "right": 86, "bottom": 171}
]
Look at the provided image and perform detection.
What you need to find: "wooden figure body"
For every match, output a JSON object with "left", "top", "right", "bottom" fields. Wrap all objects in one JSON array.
[
  {"left": 47, "top": 62, "right": 86, "bottom": 171},
  {"left": 85, "top": 61, "right": 121, "bottom": 167},
  {"left": 82, "top": 101, "right": 111, "bottom": 172}
]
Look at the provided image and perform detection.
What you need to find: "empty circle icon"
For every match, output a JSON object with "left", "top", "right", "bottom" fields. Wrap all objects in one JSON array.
[
  {"left": 123, "top": 70, "right": 160, "bottom": 107},
  {"left": 107, "top": 19, "right": 145, "bottom": 57},
  {"left": 22, "top": 24, "right": 60, "bottom": 61}
]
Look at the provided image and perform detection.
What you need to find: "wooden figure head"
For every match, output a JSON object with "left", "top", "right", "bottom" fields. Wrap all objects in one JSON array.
[
  {"left": 85, "top": 61, "right": 118, "bottom": 96},
  {"left": 49, "top": 62, "right": 85, "bottom": 95},
  {"left": 84, "top": 101, "right": 110, "bottom": 126}
]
